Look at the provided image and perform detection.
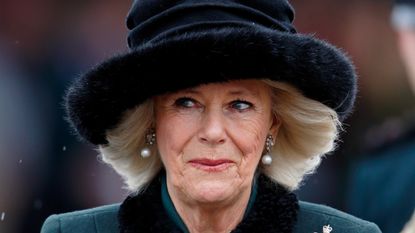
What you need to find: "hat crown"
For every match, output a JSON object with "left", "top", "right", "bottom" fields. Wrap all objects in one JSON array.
[{"left": 126, "top": 0, "right": 296, "bottom": 48}]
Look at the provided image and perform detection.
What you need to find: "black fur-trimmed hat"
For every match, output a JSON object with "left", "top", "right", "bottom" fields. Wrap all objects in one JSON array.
[{"left": 66, "top": 0, "right": 357, "bottom": 145}]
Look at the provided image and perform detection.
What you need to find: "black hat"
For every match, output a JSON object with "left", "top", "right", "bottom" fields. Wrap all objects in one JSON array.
[{"left": 66, "top": 0, "right": 357, "bottom": 145}]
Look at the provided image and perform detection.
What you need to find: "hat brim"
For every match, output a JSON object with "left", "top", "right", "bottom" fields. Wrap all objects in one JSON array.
[{"left": 66, "top": 25, "right": 356, "bottom": 145}]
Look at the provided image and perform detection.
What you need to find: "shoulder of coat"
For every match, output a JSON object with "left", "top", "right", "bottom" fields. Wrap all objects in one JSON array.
[
  {"left": 56, "top": 203, "right": 120, "bottom": 218},
  {"left": 295, "top": 201, "right": 381, "bottom": 233},
  {"left": 41, "top": 203, "right": 120, "bottom": 233}
]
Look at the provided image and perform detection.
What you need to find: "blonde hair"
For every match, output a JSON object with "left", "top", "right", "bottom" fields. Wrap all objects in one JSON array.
[
  {"left": 261, "top": 80, "right": 340, "bottom": 190},
  {"left": 99, "top": 80, "right": 341, "bottom": 192}
]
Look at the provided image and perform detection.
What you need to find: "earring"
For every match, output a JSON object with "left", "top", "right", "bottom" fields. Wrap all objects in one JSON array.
[
  {"left": 261, "top": 134, "right": 274, "bottom": 165},
  {"left": 140, "top": 129, "right": 156, "bottom": 158}
]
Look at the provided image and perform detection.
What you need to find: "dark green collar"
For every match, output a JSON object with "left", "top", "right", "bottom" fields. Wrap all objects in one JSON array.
[
  {"left": 161, "top": 174, "right": 189, "bottom": 233},
  {"left": 161, "top": 173, "right": 258, "bottom": 233},
  {"left": 119, "top": 172, "right": 298, "bottom": 233}
]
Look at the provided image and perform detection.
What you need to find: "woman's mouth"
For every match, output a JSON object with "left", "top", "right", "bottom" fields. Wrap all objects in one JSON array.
[{"left": 188, "top": 159, "right": 234, "bottom": 172}]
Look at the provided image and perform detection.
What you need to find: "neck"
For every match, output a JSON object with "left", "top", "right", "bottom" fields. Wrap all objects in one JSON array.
[
  {"left": 118, "top": 173, "right": 299, "bottom": 233},
  {"left": 168, "top": 184, "right": 252, "bottom": 233}
]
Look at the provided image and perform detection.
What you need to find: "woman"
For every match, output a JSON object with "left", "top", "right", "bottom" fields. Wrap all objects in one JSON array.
[{"left": 42, "top": 0, "right": 381, "bottom": 232}]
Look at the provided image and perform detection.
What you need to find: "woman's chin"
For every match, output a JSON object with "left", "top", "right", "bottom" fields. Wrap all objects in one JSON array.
[{"left": 189, "top": 182, "right": 235, "bottom": 203}]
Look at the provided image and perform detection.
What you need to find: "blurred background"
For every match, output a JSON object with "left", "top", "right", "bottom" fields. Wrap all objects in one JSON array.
[{"left": 0, "top": 0, "right": 413, "bottom": 232}]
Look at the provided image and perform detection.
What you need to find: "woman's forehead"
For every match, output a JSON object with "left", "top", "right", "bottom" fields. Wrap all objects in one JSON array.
[{"left": 175, "top": 80, "right": 270, "bottom": 96}]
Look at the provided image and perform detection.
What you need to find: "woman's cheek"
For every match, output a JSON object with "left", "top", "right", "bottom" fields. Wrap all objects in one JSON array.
[
  {"left": 231, "top": 118, "right": 268, "bottom": 155},
  {"left": 158, "top": 112, "right": 200, "bottom": 155}
]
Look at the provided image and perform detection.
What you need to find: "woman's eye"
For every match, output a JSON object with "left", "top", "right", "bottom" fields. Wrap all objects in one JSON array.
[
  {"left": 174, "top": 97, "right": 198, "bottom": 108},
  {"left": 230, "top": 100, "right": 252, "bottom": 111}
]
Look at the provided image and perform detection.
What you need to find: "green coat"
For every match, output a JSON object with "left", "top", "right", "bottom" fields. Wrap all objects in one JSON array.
[
  {"left": 42, "top": 174, "right": 381, "bottom": 233},
  {"left": 41, "top": 202, "right": 380, "bottom": 233}
]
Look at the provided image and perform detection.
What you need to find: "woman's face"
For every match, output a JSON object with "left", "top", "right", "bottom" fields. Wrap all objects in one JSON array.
[{"left": 154, "top": 79, "right": 279, "bottom": 204}]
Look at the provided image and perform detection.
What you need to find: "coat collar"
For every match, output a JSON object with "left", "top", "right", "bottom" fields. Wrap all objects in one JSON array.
[{"left": 118, "top": 172, "right": 299, "bottom": 233}]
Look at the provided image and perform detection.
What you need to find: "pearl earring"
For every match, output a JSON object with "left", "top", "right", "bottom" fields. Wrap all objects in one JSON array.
[
  {"left": 261, "top": 134, "right": 274, "bottom": 165},
  {"left": 140, "top": 129, "right": 156, "bottom": 158}
]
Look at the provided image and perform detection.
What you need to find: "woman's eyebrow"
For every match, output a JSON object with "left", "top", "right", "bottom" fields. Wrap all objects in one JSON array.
[
  {"left": 228, "top": 89, "right": 260, "bottom": 97},
  {"left": 178, "top": 89, "right": 199, "bottom": 95},
  {"left": 175, "top": 87, "right": 260, "bottom": 97}
]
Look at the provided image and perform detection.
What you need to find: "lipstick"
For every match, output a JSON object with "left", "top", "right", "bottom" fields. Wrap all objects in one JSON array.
[{"left": 188, "top": 159, "right": 233, "bottom": 172}]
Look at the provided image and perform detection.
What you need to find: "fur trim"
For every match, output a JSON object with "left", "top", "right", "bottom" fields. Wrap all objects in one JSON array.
[
  {"left": 66, "top": 25, "right": 356, "bottom": 145},
  {"left": 118, "top": 172, "right": 299, "bottom": 233}
]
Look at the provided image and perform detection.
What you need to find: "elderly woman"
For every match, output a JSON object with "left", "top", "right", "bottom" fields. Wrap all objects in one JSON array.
[{"left": 41, "top": 0, "right": 381, "bottom": 233}]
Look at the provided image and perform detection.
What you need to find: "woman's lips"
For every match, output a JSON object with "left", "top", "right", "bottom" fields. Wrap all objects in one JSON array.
[{"left": 188, "top": 159, "right": 234, "bottom": 172}]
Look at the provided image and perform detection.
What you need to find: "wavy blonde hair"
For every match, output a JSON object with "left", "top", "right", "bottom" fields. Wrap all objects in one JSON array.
[{"left": 99, "top": 80, "right": 341, "bottom": 192}]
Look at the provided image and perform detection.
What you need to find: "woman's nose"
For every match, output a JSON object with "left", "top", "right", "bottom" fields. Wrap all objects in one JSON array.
[{"left": 198, "top": 109, "right": 226, "bottom": 145}]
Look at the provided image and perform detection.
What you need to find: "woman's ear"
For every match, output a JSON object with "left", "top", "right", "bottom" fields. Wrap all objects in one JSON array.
[{"left": 269, "top": 115, "right": 281, "bottom": 139}]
